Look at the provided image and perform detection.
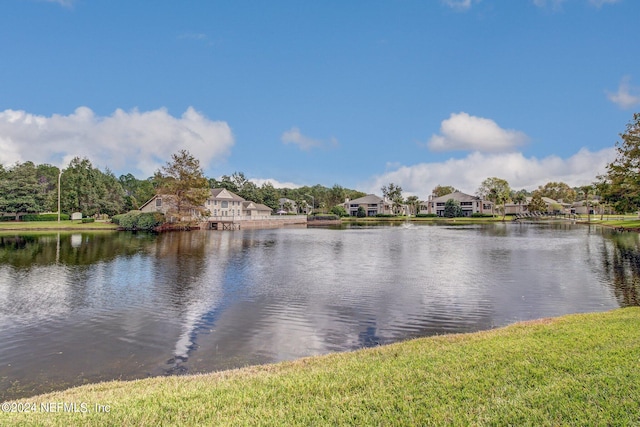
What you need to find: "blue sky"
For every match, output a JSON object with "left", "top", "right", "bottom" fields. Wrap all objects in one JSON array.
[{"left": 1, "top": 0, "right": 639, "bottom": 198}]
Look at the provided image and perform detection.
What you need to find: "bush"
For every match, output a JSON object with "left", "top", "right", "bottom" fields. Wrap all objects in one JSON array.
[
  {"left": 21, "top": 213, "right": 71, "bottom": 221},
  {"left": 471, "top": 212, "right": 494, "bottom": 218},
  {"left": 81, "top": 218, "right": 95, "bottom": 223},
  {"left": 112, "top": 211, "right": 165, "bottom": 230},
  {"left": 416, "top": 213, "right": 437, "bottom": 218},
  {"left": 330, "top": 206, "right": 349, "bottom": 217},
  {"left": 309, "top": 214, "right": 340, "bottom": 221},
  {"left": 374, "top": 214, "right": 397, "bottom": 218}
]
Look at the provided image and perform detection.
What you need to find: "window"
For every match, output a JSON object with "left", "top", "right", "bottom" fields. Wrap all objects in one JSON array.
[
  {"left": 156, "top": 198, "right": 162, "bottom": 207},
  {"left": 461, "top": 202, "right": 472, "bottom": 206},
  {"left": 221, "top": 201, "right": 228, "bottom": 208},
  {"left": 436, "top": 202, "right": 445, "bottom": 207}
]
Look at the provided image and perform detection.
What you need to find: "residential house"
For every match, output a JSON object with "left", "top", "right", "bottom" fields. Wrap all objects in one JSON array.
[
  {"left": 343, "top": 194, "right": 393, "bottom": 217},
  {"left": 278, "top": 198, "right": 298, "bottom": 214},
  {"left": 243, "top": 201, "right": 274, "bottom": 218},
  {"left": 424, "top": 191, "right": 492, "bottom": 217},
  {"left": 504, "top": 196, "right": 570, "bottom": 215},
  {"left": 140, "top": 188, "right": 272, "bottom": 220}
]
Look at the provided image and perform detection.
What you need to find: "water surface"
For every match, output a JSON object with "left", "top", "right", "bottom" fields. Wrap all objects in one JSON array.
[{"left": 0, "top": 223, "right": 638, "bottom": 400}]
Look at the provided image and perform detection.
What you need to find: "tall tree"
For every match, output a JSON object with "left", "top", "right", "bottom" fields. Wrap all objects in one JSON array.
[
  {"left": 527, "top": 193, "right": 547, "bottom": 213},
  {"left": 579, "top": 185, "right": 594, "bottom": 223},
  {"left": 98, "top": 169, "right": 126, "bottom": 216},
  {"left": 604, "top": 113, "right": 640, "bottom": 213},
  {"left": 432, "top": 185, "right": 457, "bottom": 197},
  {"left": 477, "top": 177, "right": 511, "bottom": 218},
  {"left": 511, "top": 190, "right": 528, "bottom": 215},
  {"left": 381, "top": 183, "right": 404, "bottom": 215},
  {"left": 536, "top": 182, "right": 577, "bottom": 203},
  {"left": 443, "top": 199, "right": 463, "bottom": 218},
  {"left": 405, "top": 195, "right": 421, "bottom": 216},
  {"left": 155, "top": 150, "right": 210, "bottom": 220},
  {"left": 260, "top": 182, "right": 279, "bottom": 210},
  {"left": 36, "top": 163, "right": 61, "bottom": 212},
  {"left": 328, "top": 184, "right": 346, "bottom": 209},
  {"left": 0, "top": 162, "right": 47, "bottom": 218},
  {"left": 61, "top": 157, "right": 106, "bottom": 217}
]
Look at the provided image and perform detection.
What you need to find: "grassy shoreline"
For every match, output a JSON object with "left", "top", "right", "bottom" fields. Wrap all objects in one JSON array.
[
  {"left": 2, "top": 308, "right": 638, "bottom": 426},
  {"left": 0, "top": 220, "right": 118, "bottom": 231}
]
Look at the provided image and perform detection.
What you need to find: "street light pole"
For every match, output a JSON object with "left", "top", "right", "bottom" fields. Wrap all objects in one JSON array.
[{"left": 57, "top": 169, "right": 62, "bottom": 223}]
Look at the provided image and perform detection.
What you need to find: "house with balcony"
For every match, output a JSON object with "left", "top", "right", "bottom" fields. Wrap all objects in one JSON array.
[
  {"left": 343, "top": 194, "right": 393, "bottom": 217},
  {"left": 140, "top": 188, "right": 273, "bottom": 220},
  {"left": 424, "top": 191, "right": 492, "bottom": 217}
]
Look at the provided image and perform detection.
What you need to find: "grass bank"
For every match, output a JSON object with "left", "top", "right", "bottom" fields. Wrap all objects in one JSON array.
[
  {"left": 2, "top": 308, "right": 639, "bottom": 426},
  {"left": 0, "top": 220, "right": 118, "bottom": 231}
]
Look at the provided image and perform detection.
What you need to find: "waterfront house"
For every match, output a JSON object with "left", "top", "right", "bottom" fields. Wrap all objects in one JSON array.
[
  {"left": 343, "top": 194, "right": 393, "bottom": 216},
  {"left": 424, "top": 191, "right": 492, "bottom": 217},
  {"left": 504, "top": 197, "right": 570, "bottom": 215},
  {"left": 140, "top": 188, "right": 271, "bottom": 220}
]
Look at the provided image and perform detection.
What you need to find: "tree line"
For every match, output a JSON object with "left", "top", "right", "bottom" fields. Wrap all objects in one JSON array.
[
  {"left": 1, "top": 112, "right": 638, "bottom": 219},
  {"left": 0, "top": 152, "right": 366, "bottom": 219}
]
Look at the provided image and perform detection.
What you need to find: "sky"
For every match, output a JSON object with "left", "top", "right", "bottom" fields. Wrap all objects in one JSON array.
[{"left": 1, "top": 0, "right": 639, "bottom": 199}]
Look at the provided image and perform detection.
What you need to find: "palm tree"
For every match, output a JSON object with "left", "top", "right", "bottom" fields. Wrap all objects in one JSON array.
[
  {"left": 580, "top": 185, "right": 593, "bottom": 223},
  {"left": 512, "top": 191, "right": 527, "bottom": 216}
]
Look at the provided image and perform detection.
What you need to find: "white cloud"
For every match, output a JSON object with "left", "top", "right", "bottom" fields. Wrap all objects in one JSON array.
[
  {"left": 427, "top": 112, "right": 528, "bottom": 153},
  {"left": 363, "top": 147, "right": 615, "bottom": 198},
  {"left": 281, "top": 127, "right": 338, "bottom": 151},
  {"left": 0, "top": 106, "right": 234, "bottom": 177},
  {"left": 607, "top": 76, "right": 640, "bottom": 109},
  {"left": 441, "top": 0, "right": 477, "bottom": 11},
  {"left": 249, "top": 178, "right": 302, "bottom": 189}
]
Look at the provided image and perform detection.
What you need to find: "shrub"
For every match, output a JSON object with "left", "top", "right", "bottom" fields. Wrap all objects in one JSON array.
[
  {"left": 309, "top": 214, "right": 340, "bottom": 221},
  {"left": 374, "top": 214, "right": 397, "bottom": 218},
  {"left": 356, "top": 206, "right": 366, "bottom": 218},
  {"left": 112, "top": 211, "right": 165, "bottom": 230},
  {"left": 330, "top": 206, "right": 349, "bottom": 217},
  {"left": 21, "top": 213, "right": 71, "bottom": 221},
  {"left": 416, "top": 213, "right": 437, "bottom": 218},
  {"left": 471, "top": 212, "right": 494, "bottom": 218},
  {"left": 81, "top": 218, "right": 95, "bottom": 223}
]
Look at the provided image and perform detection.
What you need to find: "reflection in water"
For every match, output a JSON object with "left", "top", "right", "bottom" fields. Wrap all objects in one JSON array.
[
  {"left": 0, "top": 223, "right": 639, "bottom": 401},
  {"left": 597, "top": 229, "right": 640, "bottom": 306}
]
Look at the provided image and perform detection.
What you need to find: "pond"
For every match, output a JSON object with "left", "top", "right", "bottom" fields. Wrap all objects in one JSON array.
[{"left": 1, "top": 222, "right": 639, "bottom": 400}]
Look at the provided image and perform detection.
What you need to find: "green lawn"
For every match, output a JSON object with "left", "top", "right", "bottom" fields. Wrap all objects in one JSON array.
[
  {"left": 0, "top": 220, "right": 118, "bottom": 231},
  {"left": 2, "top": 308, "right": 639, "bottom": 426}
]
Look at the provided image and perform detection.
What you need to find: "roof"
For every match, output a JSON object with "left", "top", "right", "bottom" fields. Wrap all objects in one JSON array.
[
  {"left": 138, "top": 194, "right": 159, "bottom": 210},
  {"left": 347, "top": 194, "right": 384, "bottom": 204},
  {"left": 210, "top": 188, "right": 246, "bottom": 201},
  {"left": 243, "top": 201, "right": 272, "bottom": 212},
  {"left": 431, "top": 191, "right": 480, "bottom": 203}
]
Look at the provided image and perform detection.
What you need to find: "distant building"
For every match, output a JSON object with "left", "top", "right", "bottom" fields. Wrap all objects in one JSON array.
[
  {"left": 423, "top": 191, "right": 492, "bottom": 217},
  {"left": 343, "top": 194, "right": 393, "bottom": 217},
  {"left": 140, "top": 188, "right": 273, "bottom": 220},
  {"left": 278, "top": 198, "right": 298, "bottom": 214}
]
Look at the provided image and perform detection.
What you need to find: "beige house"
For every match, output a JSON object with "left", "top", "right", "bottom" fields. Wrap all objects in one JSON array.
[
  {"left": 343, "top": 194, "right": 393, "bottom": 217},
  {"left": 140, "top": 188, "right": 273, "bottom": 220},
  {"left": 424, "top": 191, "right": 492, "bottom": 217},
  {"left": 278, "top": 198, "right": 298, "bottom": 214},
  {"left": 504, "top": 197, "right": 570, "bottom": 215}
]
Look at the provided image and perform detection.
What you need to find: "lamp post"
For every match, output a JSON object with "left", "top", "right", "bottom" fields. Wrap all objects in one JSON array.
[
  {"left": 57, "top": 169, "right": 62, "bottom": 223},
  {"left": 305, "top": 194, "right": 314, "bottom": 215}
]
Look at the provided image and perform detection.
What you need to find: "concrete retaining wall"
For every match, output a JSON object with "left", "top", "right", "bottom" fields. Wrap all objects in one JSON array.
[{"left": 201, "top": 215, "right": 307, "bottom": 230}]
